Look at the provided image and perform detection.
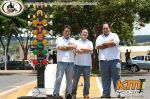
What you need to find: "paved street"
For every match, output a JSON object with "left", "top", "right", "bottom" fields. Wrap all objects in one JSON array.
[
  {"left": 0, "top": 71, "right": 36, "bottom": 93},
  {"left": 0, "top": 69, "right": 150, "bottom": 99}
]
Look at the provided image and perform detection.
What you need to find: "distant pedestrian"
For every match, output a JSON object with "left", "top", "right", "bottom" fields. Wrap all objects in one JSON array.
[
  {"left": 47, "top": 49, "right": 52, "bottom": 63},
  {"left": 51, "top": 51, "right": 57, "bottom": 64},
  {"left": 125, "top": 49, "right": 131, "bottom": 65}
]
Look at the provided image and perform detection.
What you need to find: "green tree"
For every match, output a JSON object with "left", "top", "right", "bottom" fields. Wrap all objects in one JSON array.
[
  {"left": 1, "top": 0, "right": 150, "bottom": 69},
  {"left": 50, "top": 0, "right": 150, "bottom": 69},
  {"left": 0, "top": 14, "right": 25, "bottom": 56}
]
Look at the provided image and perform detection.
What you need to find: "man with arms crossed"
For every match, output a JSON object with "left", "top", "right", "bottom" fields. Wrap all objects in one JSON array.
[
  {"left": 72, "top": 29, "right": 93, "bottom": 99},
  {"left": 53, "top": 25, "right": 76, "bottom": 99},
  {"left": 96, "top": 23, "right": 122, "bottom": 98}
]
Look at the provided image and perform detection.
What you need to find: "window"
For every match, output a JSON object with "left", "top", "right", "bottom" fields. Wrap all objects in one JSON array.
[
  {"left": 145, "top": 56, "right": 150, "bottom": 61},
  {"left": 132, "top": 56, "right": 144, "bottom": 60}
]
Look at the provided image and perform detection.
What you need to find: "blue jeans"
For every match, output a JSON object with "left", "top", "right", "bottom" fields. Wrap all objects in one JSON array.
[
  {"left": 72, "top": 65, "right": 90, "bottom": 96},
  {"left": 53, "top": 62, "right": 74, "bottom": 96},
  {"left": 99, "top": 59, "right": 121, "bottom": 96}
]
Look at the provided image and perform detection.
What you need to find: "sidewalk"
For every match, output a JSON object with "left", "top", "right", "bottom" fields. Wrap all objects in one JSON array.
[
  {"left": 0, "top": 76, "right": 101, "bottom": 99},
  {"left": 74, "top": 76, "right": 101, "bottom": 98}
]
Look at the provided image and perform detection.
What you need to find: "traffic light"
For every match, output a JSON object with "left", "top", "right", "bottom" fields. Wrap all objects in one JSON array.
[
  {"left": 32, "top": 30, "right": 38, "bottom": 35},
  {"left": 42, "top": 59, "right": 48, "bottom": 65},
  {"left": 42, "top": 30, "right": 48, "bottom": 35},
  {"left": 32, "top": 20, "right": 38, "bottom": 26},
  {"left": 33, "top": 49, "right": 38, "bottom": 55},
  {"left": 27, "top": 2, "right": 54, "bottom": 89},
  {"left": 30, "top": 9, "right": 49, "bottom": 66},
  {"left": 37, "top": 34, "right": 44, "bottom": 41},
  {"left": 32, "top": 59, "right": 38, "bottom": 65},
  {"left": 32, "top": 40, "right": 38, "bottom": 46}
]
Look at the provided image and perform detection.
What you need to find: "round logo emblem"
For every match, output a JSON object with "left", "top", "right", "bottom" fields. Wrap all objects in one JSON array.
[{"left": 0, "top": 0, "right": 24, "bottom": 16}]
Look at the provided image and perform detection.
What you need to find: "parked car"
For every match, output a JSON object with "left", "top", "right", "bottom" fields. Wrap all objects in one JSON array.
[
  {"left": 126, "top": 55, "right": 150, "bottom": 72},
  {"left": 0, "top": 60, "right": 34, "bottom": 70},
  {"left": 0, "top": 61, "right": 24, "bottom": 70}
]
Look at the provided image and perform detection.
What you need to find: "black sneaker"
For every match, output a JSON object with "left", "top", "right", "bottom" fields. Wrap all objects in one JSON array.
[
  {"left": 72, "top": 95, "right": 76, "bottom": 99},
  {"left": 66, "top": 94, "right": 72, "bottom": 99},
  {"left": 84, "top": 95, "right": 90, "bottom": 98},
  {"left": 46, "top": 94, "right": 53, "bottom": 97},
  {"left": 51, "top": 94, "right": 63, "bottom": 99},
  {"left": 101, "top": 95, "right": 111, "bottom": 98},
  {"left": 117, "top": 94, "right": 125, "bottom": 98}
]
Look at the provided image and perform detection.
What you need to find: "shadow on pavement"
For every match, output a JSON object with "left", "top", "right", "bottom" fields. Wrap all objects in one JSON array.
[{"left": 0, "top": 73, "right": 16, "bottom": 76}]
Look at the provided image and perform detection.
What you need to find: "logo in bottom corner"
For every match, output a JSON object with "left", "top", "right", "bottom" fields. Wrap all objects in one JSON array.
[{"left": 116, "top": 79, "right": 146, "bottom": 94}]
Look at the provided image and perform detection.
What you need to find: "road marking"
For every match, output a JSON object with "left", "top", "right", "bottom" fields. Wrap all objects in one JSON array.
[
  {"left": 0, "top": 80, "right": 36, "bottom": 96},
  {"left": 96, "top": 77, "right": 103, "bottom": 96}
]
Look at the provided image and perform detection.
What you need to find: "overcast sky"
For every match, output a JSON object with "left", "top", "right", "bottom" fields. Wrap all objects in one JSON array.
[{"left": 134, "top": 23, "right": 150, "bottom": 36}]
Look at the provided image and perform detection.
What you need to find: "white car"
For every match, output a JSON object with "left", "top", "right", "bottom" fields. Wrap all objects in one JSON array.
[{"left": 127, "top": 55, "right": 150, "bottom": 72}]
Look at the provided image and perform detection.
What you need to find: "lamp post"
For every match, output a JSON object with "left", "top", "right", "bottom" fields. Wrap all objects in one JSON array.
[
  {"left": 4, "top": 39, "right": 7, "bottom": 70},
  {"left": 4, "top": 47, "right": 7, "bottom": 70}
]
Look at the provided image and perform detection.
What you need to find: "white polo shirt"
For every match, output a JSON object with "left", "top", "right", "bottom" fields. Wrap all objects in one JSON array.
[
  {"left": 96, "top": 32, "right": 120, "bottom": 61},
  {"left": 75, "top": 39, "right": 93, "bottom": 66},
  {"left": 56, "top": 36, "right": 76, "bottom": 62}
]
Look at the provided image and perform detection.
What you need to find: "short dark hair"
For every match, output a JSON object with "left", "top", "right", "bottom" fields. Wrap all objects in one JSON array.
[
  {"left": 63, "top": 25, "right": 71, "bottom": 31},
  {"left": 80, "top": 28, "right": 88, "bottom": 34},
  {"left": 103, "top": 22, "right": 111, "bottom": 28}
]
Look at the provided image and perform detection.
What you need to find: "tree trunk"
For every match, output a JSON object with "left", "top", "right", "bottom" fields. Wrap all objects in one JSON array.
[
  {"left": 15, "top": 33, "right": 30, "bottom": 60},
  {"left": 0, "top": 37, "right": 5, "bottom": 52},
  {"left": 91, "top": 24, "right": 100, "bottom": 71},
  {"left": 23, "top": 51, "right": 28, "bottom": 60},
  {"left": 0, "top": 33, "right": 12, "bottom": 57}
]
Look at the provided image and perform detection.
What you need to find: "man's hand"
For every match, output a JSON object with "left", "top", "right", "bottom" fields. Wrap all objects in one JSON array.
[
  {"left": 66, "top": 44, "right": 77, "bottom": 50},
  {"left": 58, "top": 43, "right": 76, "bottom": 51},
  {"left": 96, "top": 44, "right": 108, "bottom": 49},
  {"left": 58, "top": 45, "right": 68, "bottom": 51},
  {"left": 103, "top": 39, "right": 116, "bottom": 47},
  {"left": 76, "top": 48, "right": 92, "bottom": 54},
  {"left": 96, "top": 39, "right": 116, "bottom": 49},
  {"left": 80, "top": 48, "right": 93, "bottom": 52},
  {"left": 76, "top": 49, "right": 85, "bottom": 54}
]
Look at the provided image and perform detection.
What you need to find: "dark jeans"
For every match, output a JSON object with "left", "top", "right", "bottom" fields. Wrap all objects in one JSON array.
[
  {"left": 99, "top": 59, "right": 121, "bottom": 96},
  {"left": 72, "top": 65, "right": 90, "bottom": 96}
]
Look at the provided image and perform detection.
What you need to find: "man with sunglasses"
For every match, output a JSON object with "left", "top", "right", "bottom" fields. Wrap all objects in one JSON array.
[
  {"left": 53, "top": 25, "right": 76, "bottom": 99},
  {"left": 96, "top": 23, "right": 122, "bottom": 98}
]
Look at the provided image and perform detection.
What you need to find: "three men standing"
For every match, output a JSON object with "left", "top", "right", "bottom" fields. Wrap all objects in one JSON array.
[{"left": 53, "top": 23, "right": 121, "bottom": 98}]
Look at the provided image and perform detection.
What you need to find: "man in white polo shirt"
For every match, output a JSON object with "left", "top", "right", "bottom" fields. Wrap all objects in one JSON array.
[
  {"left": 96, "top": 23, "right": 121, "bottom": 98},
  {"left": 72, "top": 29, "right": 93, "bottom": 98},
  {"left": 53, "top": 25, "right": 76, "bottom": 99}
]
